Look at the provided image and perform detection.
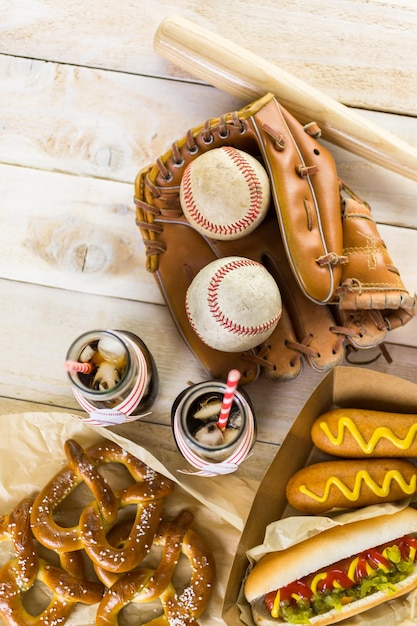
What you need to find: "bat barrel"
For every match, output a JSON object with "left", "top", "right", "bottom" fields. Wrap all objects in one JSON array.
[{"left": 155, "top": 15, "right": 417, "bottom": 183}]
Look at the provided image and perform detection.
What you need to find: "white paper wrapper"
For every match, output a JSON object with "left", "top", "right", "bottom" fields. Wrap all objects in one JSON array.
[
  {"left": 0, "top": 411, "right": 257, "bottom": 626},
  {"left": 238, "top": 503, "right": 417, "bottom": 626}
]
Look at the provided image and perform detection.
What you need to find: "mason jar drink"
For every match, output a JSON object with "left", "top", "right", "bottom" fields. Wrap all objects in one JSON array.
[
  {"left": 65, "top": 330, "right": 158, "bottom": 424},
  {"left": 171, "top": 379, "right": 256, "bottom": 476}
]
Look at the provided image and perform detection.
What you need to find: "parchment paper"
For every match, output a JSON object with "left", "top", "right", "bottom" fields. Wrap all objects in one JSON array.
[
  {"left": 0, "top": 411, "right": 257, "bottom": 626},
  {"left": 238, "top": 502, "right": 417, "bottom": 626}
]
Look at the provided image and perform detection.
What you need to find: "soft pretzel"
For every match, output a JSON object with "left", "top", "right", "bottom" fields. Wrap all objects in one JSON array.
[
  {"left": 0, "top": 496, "right": 92, "bottom": 584},
  {"left": 80, "top": 440, "right": 174, "bottom": 572},
  {"left": 0, "top": 498, "right": 38, "bottom": 591},
  {"left": 86, "top": 439, "right": 174, "bottom": 502},
  {"left": 92, "top": 519, "right": 134, "bottom": 588},
  {"left": 93, "top": 510, "right": 195, "bottom": 589},
  {"left": 30, "top": 439, "right": 119, "bottom": 552},
  {"left": 30, "top": 439, "right": 174, "bottom": 556},
  {"left": 79, "top": 487, "right": 164, "bottom": 573},
  {"left": 95, "top": 510, "right": 216, "bottom": 626},
  {"left": 0, "top": 497, "right": 105, "bottom": 626},
  {"left": 0, "top": 557, "right": 104, "bottom": 626},
  {"left": 0, "top": 439, "right": 216, "bottom": 626}
]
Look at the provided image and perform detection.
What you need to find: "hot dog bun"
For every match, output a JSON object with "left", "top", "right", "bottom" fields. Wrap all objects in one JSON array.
[
  {"left": 245, "top": 507, "right": 417, "bottom": 626},
  {"left": 311, "top": 408, "right": 417, "bottom": 457},
  {"left": 286, "top": 458, "right": 417, "bottom": 514}
]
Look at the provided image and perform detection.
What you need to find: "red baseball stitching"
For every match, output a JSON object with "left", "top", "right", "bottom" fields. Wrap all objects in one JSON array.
[
  {"left": 186, "top": 259, "right": 280, "bottom": 339},
  {"left": 181, "top": 146, "right": 265, "bottom": 236}
]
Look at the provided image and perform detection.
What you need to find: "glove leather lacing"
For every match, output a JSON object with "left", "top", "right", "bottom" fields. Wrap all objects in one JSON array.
[{"left": 135, "top": 112, "right": 249, "bottom": 261}]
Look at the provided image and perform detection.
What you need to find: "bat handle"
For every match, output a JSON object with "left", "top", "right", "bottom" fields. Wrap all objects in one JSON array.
[{"left": 155, "top": 15, "right": 417, "bottom": 183}]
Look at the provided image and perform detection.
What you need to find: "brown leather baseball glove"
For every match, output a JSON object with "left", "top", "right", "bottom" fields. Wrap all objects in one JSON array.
[{"left": 135, "top": 93, "right": 415, "bottom": 385}]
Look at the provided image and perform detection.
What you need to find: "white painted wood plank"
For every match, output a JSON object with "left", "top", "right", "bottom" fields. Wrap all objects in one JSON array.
[
  {"left": 2, "top": 54, "right": 417, "bottom": 229},
  {"left": 0, "top": 55, "right": 243, "bottom": 183},
  {"left": 0, "top": 163, "right": 164, "bottom": 302},
  {"left": 1, "top": 0, "right": 416, "bottom": 115}
]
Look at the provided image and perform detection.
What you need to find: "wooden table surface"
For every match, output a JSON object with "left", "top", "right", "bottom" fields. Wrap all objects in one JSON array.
[{"left": 1, "top": 1, "right": 417, "bottom": 622}]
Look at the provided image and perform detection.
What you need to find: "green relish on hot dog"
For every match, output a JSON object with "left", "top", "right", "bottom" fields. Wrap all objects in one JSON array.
[{"left": 244, "top": 507, "right": 417, "bottom": 625}]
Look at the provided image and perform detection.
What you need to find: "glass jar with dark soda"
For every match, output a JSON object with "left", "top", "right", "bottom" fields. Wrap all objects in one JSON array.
[
  {"left": 65, "top": 330, "right": 158, "bottom": 419},
  {"left": 171, "top": 380, "right": 256, "bottom": 473}
]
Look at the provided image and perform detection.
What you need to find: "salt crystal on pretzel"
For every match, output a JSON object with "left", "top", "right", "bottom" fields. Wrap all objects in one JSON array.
[
  {"left": 0, "top": 497, "right": 38, "bottom": 591},
  {"left": 30, "top": 439, "right": 120, "bottom": 552},
  {"left": 30, "top": 439, "right": 174, "bottom": 560},
  {"left": 80, "top": 490, "right": 164, "bottom": 573},
  {"left": 0, "top": 439, "right": 215, "bottom": 626},
  {"left": 0, "top": 557, "right": 104, "bottom": 625},
  {"left": 0, "top": 497, "right": 105, "bottom": 626},
  {"left": 95, "top": 510, "right": 216, "bottom": 626}
]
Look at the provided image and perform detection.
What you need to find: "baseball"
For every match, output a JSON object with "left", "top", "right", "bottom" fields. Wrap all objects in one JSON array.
[
  {"left": 185, "top": 256, "right": 282, "bottom": 352},
  {"left": 179, "top": 146, "right": 271, "bottom": 240}
]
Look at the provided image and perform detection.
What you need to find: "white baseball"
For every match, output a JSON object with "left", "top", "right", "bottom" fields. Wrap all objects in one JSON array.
[
  {"left": 179, "top": 146, "right": 271, "bottom": 240},
  {"left": 185, "top": 256, "right": 282, "bottom": 352}
]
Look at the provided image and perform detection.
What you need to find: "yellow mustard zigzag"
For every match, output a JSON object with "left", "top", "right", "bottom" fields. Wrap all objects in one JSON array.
[
  {"left": 319, "top": 416, "right": 417, "bottom": 453},
  {"left": 300, "top": 470, "right": 417, "bottom": 502}
]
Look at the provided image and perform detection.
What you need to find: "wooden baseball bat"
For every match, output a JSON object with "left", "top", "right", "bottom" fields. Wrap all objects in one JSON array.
[{"left": 154, "top": 15, "right": 417, "bottom": 183}]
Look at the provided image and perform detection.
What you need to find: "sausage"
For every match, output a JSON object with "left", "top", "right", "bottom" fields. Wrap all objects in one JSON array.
[
  {"left": 311, "top": 408, "right": 417, "bottom": 457},
  {"left": 286, "top": 458, "right": 417, "bottom": 514}
]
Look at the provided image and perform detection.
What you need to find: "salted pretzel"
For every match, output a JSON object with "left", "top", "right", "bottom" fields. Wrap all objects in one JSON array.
[
  {"left": 93, "top": 510, "right": 199, "bottom": 588},
  {"left": 0, "top": 440, "right": 215, "bottom": 625},
  {"left": 95, "top": 510, "right": 216, "bottom": 626},
  {"left": 80, "top": 487, "right": 164, "bottom": 573},
  {"left": 0, "top": 557, "right": 104, "bottom": 626},
  {"left": 0, "top": 496, "right": 105, "bottom": 626},
  {"left": 0, "top": 496, "right": 96, "bottom": 582},
  {"left": 0, "top": 497, "right": 38, "bottom": 591},
  {"left": 92, "top": 519, "right": 134, "bottom": 588},
  {"left": 30, "top": 439, "right": 119, "bottom": 552},
  {"left": 30, "top": 439, "right": 174, "bottom": 560}
]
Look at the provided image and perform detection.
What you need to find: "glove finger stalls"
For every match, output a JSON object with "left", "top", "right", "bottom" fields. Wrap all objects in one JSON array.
[
  {"left": 337, "top": 193, "right": 415, "bottom": 311},
  {"left": 384, "top": 305, "right": 416, "bottom": 330},
  {"left": 262, "top": 253, "right": 344, "bottom": 373},
  {"left": 338, "top": 305, "right": 415, "bottom": 351},
  {"left": 256, "top": 302, "right": 303, "bottom": 382},
  {"left": 289, "top": 301, "right": 344, "bottom": 373},
  {"left": 334, "top": 309, "right": 388, "bottom": 349}
]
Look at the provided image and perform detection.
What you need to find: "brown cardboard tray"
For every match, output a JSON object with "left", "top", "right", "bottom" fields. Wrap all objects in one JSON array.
[{"left": 222, "top": 366, "right": 417, "bottom": 626}]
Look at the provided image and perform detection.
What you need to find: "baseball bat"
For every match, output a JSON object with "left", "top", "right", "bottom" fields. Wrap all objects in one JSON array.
[{"left": 154, "top": 15, "right": 417, "bottom": 183}]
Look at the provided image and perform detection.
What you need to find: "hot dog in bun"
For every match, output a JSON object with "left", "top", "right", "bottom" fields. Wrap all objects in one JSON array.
[{"left": 244, "top": 507, "right": 417, "bottom": 625}]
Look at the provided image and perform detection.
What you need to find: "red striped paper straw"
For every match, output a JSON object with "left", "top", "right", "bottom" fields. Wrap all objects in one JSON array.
[
  {"left": 64, "top": 360, "right": 92, "bottom": 374},
  {"left": 217, "top": 369, "right": 241, "bottom": 431}
]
